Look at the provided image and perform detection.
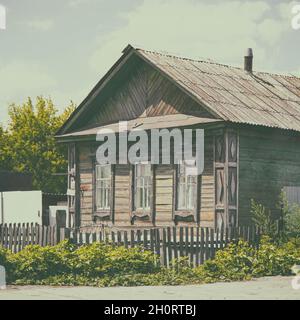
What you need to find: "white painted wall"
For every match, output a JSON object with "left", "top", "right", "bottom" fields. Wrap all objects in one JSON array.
[
  {"left": 49, "top": 206, "right": 69, "bottom": 227},
  {"left": 0, "top": 191, "right": 42, "bottom": 224}
]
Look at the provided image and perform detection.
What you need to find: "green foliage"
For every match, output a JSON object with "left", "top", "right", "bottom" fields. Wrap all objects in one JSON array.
[
  {"left": 279, "top": 192, "right": 300, "bottom": 239},
  {"left": 0, "top": 97, "right": 75, "bottom": 193},
  {"left": 251, "top": 199, "right": 277, "bottom": 237},
  {"left": 197, "top": 240, "right": 255, "bottom": 282},
  {"left": 72, "top": 242, "right": 159, "bottom": 277},
  {"left": 6, "top": 241, "right": 159, "bottom": 284},
  {"left": 0, "top": 246, "right": 11, "bottom": 269},
  {"left": 2, "top": 237, "right": 300, "bottom": 287},
  {"left": 194, "top": 237, "right": 300, "bottom": 283},
  {"left": 252, "top": 237, "right": 300, "bottom": 277},
  {"left": 9, "top": 241, "right": 76, "bottom": 281}
]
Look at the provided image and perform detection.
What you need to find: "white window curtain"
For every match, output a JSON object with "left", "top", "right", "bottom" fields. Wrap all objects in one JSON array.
[
  {"left": 134, "top": 163, "right": 152, "bottom": 211},
  {"left": 95, "top": 164, "right": 112, "bottom": 211},
  {"left": 177, "top": 163, "right": 197, "bottom": 211}
]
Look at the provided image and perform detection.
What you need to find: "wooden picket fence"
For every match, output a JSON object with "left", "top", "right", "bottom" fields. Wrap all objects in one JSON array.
[
  {"left": 0, "top": 223, "right": 262, "bottom": 267},
  {"left": 0, "top": 223, "right": 59, "bottom": 253},
  {"left": 66, "top": 225, "right": 261, "bottom": 267}
]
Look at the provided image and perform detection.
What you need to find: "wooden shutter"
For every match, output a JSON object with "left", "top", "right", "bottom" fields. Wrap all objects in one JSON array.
[{"left": 214, "top": 129, "right": 239, "bottom": 228}]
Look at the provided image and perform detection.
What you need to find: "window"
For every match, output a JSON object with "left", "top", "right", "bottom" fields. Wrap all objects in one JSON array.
[
  {"left": 134, "top": 163, "right": 152, "bottom": 212},
  {"left": 176, "top": 163, "right": 197, "bottom": 211},
  {"left": 95, "top": 164, "right": 112, "bottom": 211}
]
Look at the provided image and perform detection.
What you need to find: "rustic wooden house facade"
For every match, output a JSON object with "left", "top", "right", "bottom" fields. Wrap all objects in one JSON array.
[{"left": 57, "top": 45, "right": 300, "bottom": 230}]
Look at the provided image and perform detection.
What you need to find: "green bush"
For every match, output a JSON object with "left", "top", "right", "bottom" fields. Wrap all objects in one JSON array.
[
  {"left": 71, "top": 243, "right": 158, "bottom": 277},
  {"left": 0, "top": 246, "right": 10, "bottom": 267},
  {"left": 196, "top": 240, "right": 255, "bottom": 282},
  {"left": 10, "top": 241, "right": 76, "bottom": 281},
  {"left": 1, "top": 236, "right": 299, "bottom": 287},
  {"left": 194, "top": 237, "right": 300, "bottom": 283},
  {"left": 252, "top": 237, "right": 300, "bottom": 276},
  {"left": 7, "top": 241, "right": 159, "bottom": 283}
]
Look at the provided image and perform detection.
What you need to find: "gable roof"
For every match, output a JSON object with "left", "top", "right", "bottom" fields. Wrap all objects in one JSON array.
[{"left": 58, "top": 45, "right": 300, "bottom": 136}]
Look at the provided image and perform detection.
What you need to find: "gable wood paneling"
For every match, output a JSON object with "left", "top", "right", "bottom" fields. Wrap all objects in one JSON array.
[{"left": 82, "top": 62, "right": 213, "bottom": 130}]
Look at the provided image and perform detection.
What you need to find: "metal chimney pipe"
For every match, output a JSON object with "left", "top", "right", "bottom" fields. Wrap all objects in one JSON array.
[{"left": 244, "top": 48, "right": 253, "bottom": 72}]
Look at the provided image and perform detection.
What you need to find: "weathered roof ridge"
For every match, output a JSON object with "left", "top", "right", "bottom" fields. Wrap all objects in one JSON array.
[{"left": 134, "top": 46, "right": 300, "bottom": 81}]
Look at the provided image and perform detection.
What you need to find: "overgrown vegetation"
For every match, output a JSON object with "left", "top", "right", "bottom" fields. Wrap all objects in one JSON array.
[
  {"left": 251, "top": 193, "right": 300, "bottom": 241},
  {"left": 250, "top": 199, "right": 277, "bottom": 237},
  {"left": 280, "top": 193, "right": 300, "bottom": 239},
  {"left": 0, "top": 237, "right": 299, "bottom": 287}
]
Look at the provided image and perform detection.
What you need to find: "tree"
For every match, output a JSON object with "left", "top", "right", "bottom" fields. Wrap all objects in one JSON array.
[{"left": 0, "top": 97, "right": 75, "bottom": 193}]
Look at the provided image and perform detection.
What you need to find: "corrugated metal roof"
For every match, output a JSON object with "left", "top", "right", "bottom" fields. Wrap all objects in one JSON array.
[{"left": 136, "top": 48, "right": 300, "bottom": 132}]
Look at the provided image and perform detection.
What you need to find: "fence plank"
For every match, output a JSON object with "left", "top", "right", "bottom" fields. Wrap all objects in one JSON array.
[
  {"left": 137, "top": 230, "right": 142, "bottom": 246},
  {"left": 190, "top": 227, "right": 194, "bottom": 267},
  {"left": 172, "top": 227, "right": 178, "bottom": 266},
  {"left": 17, "top": 224, "right": 22, "bottom": 252},
  {"left": 205, "top": 228, "right": 210, "bottom": 260},
  {"left": 167, "top": 227, "right": 172, "bottom": 267},
  {"left": 155, "top": 229, "right": 161, "bottom": 256},
  {"left": 210, "top": 228, "right": 215, "bottom": 259},
  {"left": 143, "top": 230, "right": 148, "bottom": 249},
  {"left": 86, "top": 233, "right": 91, "bottom": 245},
  {"left": 220, "top": 227, "right": 224, "bottom": 250},
  {"left": 117, "top": 231, "right": 121, "bottom": 245},
  {"left": 130, "top": 230, "right": 135, "bottom": 248},
  {"left": 195, "top": 227, "right": 200, "bottom": 267},
  {"left": 124, "top": 231, "right": 128, "bottom": 249},
  {"left": 78, "top": 232, "right": 83, "bottom": 245},
  {"left": 200, "top": 228, "right": 204, "bottom": 264},
  {"left": 12, "top": 223, "right": 17, "bottom": 253},
  {"left": 150, "top": 229, "right": 154, "bottom": 252},
  {"left": 8, "top": 223, "right": 13, "bottom": 251},
  {"left": 179, "top": 227, "right": 184, "bottom": 258},
  {"left": 162, "top": 228, "right": 167, "bottom": 266},
  {"left": 185, "top": 227, "right": 189, "bottom": 259}
]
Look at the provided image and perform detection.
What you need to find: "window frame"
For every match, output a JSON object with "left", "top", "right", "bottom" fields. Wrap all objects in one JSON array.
[
  {"left": 131, "top": 163, "right": 154, "bottom": 220},
  {"left": 93, "top": 163, "right": 115, "bottom": 220},
  {"left": 173, "top": 162, "right": 198, "bottom": 221}
]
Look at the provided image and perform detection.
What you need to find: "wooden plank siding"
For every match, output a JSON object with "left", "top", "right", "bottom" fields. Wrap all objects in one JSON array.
[
  {"left": 77, "top": 129, "right": 216, "bottom": 230},
  {"left": 238, "top": 126, "right": 300, "bottom": 224},
  {"left": 78, "top": 145, "right": 94, "bottom": 227}
]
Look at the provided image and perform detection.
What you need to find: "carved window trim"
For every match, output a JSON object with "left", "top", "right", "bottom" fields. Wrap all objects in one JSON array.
[
  {"left": 173, "top": 162, "right": 198, "bottom": 223},
  {"left": 92, "top": 161, "right": 115, "bottom": 221},
  {"left": 131, "top": 163, "right": 154, "bottom": 223}
]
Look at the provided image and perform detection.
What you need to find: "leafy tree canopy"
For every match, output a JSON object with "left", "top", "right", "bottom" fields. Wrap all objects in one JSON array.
[{"left": 0, "top": 96, "right": 75, "bottom": 193}]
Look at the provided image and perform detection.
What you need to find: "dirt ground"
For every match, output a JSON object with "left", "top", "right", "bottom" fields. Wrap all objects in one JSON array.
[{"left": 0, "top": 276, "right": 299, "bottom": 300}]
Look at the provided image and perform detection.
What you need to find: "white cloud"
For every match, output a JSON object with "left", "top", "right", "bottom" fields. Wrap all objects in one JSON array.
[
  {"left": 0, "top": 61, "right": 56, "bottom": 124},
  {"left": 89, "top": 0, "right": 291, "bottom": 76},
  {"left": 24, "top": 19, "right": 54, "bottom": 31}
]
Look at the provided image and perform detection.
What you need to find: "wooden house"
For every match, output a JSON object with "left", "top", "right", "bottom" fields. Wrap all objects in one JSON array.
[{"left": 56, "top": 45, "right": 300, "bottom": 230}]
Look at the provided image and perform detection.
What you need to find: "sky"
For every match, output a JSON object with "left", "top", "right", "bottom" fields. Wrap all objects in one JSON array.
[{"left": 0, "top": 0, "right": 300, "bottom": 125}]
